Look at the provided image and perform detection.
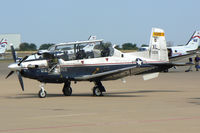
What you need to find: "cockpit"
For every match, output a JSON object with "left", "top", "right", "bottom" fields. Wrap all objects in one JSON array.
[
  {"left": 47, "top": 40, "right": 114, "bottom": 61},
  {"left": 23, "top": 40, "right": 115, "bottom": 73}
]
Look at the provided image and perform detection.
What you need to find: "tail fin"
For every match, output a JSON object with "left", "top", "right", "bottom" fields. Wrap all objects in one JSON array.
[
  {"left": 149, "top": 28, "right": 168, "bottom": 62},
  {"left": 0, "top": 38, "right": 7, "bottom": 54},
  {"left": 88, "top": 36, "right": 97, "bottom": 40},
  {"left": 185, "top": 31, "right": 200, "bottom": 50},
  {"left": 83, "top": 35, "right": 97, "bottom": 52}
]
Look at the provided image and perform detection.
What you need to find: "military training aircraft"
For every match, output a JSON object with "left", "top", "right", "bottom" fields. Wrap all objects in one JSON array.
[{"left": 6, "top": 28, "right": 191, "bottom": 98}]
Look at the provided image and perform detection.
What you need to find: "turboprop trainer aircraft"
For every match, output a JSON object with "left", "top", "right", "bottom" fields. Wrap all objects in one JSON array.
[{"left": 6, "top": 28, "right": 188, "bottom": 98}]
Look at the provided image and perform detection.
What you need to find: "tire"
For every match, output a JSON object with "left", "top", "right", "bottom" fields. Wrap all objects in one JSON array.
[
  {"left": 63, "top": 87, "right": 72, "bottom": 96},
  {"left": 38, "top": 90, "right": 47, "bottom": 98},
  {"left": 163, "top": 69, "right": 169, "bottom": 72},
  {"left": 93, "top": 87, "right": 103, "bottom": 96}
]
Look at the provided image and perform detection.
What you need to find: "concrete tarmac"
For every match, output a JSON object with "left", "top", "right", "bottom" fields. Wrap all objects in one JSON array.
[{"left": 0, "top": 62, "right": 200, "bottom": 133}]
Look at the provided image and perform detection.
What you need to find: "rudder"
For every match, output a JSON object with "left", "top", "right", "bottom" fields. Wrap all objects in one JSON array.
[
  {"left": 185, "top": 30, "right": 200, "bottom": 51},
  {"left": 149, "top": 28, "right": 168, "bottom": 62}
]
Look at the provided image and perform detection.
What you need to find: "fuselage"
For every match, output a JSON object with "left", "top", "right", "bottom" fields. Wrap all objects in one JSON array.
[
  {"left": 167, "top": 45, "right": 197, "bottom": 57},
  {"left": 18, "top": 52, "right": 168, "bottom": 83}
]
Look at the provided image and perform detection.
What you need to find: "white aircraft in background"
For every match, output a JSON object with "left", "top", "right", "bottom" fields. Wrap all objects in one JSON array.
[
  {"left": 0, "top": 38, "right": 7, "bottom": 55},
  {"left": 39, "top": 35, "right": 98, "bottom": 55},
  {"left": 139, "top": 30, "right": 200, "bottom": 61},
  {"left": 36, "top": 36, "right": 99, "bottom": 62},
  {"left": 62, "top": 35, "right": 97, "bottom": 54},
  {"left": 168, "top": 31, "right": 200, "bottom": 61}
]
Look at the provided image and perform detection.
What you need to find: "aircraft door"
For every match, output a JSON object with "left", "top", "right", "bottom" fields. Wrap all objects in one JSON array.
[{"left": 167, "top": 48, "right": 172, "bottom": 57}]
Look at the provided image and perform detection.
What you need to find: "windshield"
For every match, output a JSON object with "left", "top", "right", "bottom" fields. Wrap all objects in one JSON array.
[{"left": 26, "top": 54, "right": 42, "bottom": 61}]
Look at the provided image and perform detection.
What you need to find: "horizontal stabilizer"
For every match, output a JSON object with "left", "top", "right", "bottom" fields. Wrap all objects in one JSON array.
[{"left": 143, "top": 72, "right": 159, "bottom": 81}]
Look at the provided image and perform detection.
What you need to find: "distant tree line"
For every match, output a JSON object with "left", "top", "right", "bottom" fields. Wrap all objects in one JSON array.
[
  {"left": 18, "top": 43, "right": 55, "bottom": 51},
  {"left": 115, "top": 43, "right": 147, "bottom": 50},
  {"left": 17, "top": 40, "right": 200, "bottom": 51},
  {"left": 19, "top": 42, "right": 37, "bottom": 51},
  {"left": 18, "top": 42, "right": 147, "bottom": 51},
  {"left": 39, "top": 43, "right": 55, "bottom": 50}
]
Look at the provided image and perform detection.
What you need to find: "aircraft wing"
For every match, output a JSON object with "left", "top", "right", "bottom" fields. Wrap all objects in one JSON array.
[
  {"left": 74, "top": 65, "right": 156, "bottom": 81},
  {"left": 170, "top": 62, "right": 194, "bottom": 66},
  {"left": 145, "top": 62, "right": 193, "bottom": 73},
  {"left": 74, "top": 60, "right": 193, "bottom": 81},
  {"left": 169, "top": 51, "right": 198, "bottom": 62}
]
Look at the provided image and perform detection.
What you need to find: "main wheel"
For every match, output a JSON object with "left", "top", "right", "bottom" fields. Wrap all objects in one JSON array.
[
  {"left": 38, "top": 90, "right": 47, "bottom": 98},
  {"left": 63, "top": 87, "right": 72, "bottom": 96},
  {"left": 93, "top": 87, "right": 103, "bottom": 96},
  {"left": 163, "top": 69, "right": 169, "bottom": 72}
]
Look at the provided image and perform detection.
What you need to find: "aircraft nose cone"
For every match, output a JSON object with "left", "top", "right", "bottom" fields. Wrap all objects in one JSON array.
[{"left": 8, "top": 63, "right": 21, "bottom": 71}]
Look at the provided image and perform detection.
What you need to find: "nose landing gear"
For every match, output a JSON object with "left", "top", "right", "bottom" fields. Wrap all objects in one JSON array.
[{"left": 38, "top": 83, "right": 47, "bottom": 98}]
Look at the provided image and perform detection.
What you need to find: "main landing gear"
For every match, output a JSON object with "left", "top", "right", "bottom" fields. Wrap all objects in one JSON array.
[
  {"left": 92, "top": 81, "right": 106, "bottom": 96},
  {"left": 62, "top": 81, "right": 72, "bottom": 96},
  {"left": 38, "top": 83, "right": 47, "bottom": 98}
]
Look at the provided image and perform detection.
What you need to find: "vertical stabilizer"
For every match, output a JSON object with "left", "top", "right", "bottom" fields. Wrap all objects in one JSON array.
[
  {"left": 185, "top": 31, "right": 200, "bottom": 51},
  {"left": 149, "top": 28, "right": 168, "bottom": 62},
  {"left": 88, "top": 36, "right": 97, "bottom": 40},
  {"left": 83, "top": 36, "right": 97, "bottom": 52},
  {"left": 0, "top": 38, "right": 7, "bottom": 54}
]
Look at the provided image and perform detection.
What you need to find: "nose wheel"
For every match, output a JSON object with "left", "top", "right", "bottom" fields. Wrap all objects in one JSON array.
[
  {"left": 39, "top": 90, "right": 47, "bottom": 98},
  {"left": 38, "top": 83, "right": 47, "bottom": 98}
]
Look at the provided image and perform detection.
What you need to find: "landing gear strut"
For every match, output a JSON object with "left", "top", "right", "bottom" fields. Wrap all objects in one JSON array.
[
  {"left": 38, "top": 83, "right": 47, "bottom": 98},
  {"left": 93, "top": 81, "right": 106, "bottom": 96},
  {"left": 63, "top": 81, "right": 72, "bottom": 96}
]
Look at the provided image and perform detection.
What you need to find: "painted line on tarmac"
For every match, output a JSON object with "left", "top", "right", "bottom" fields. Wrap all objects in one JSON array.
[
  {"left": 139, "top": 116, "right": 200, "bottom": 123},
  {"left": 0, "top": 124, "right": 97, "bottom": 132},
  {"left": 29, "top": 113, "right": 97, "bottom": 119},
  {"left": 0, "top": 121, "right": 130, "bottom": 132}
]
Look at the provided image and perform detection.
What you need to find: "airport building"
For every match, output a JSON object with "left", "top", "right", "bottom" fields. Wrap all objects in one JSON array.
[{"left": 0, "top": 34, "right": 21, "bottom": 50}]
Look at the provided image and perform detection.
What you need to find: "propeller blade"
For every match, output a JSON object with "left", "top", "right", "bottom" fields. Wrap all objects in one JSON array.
[
  {"left": 5, "top": 71, "right": 14, "bottom": 79},
  {"left": 17, "top": 71, "right": 24, "bottom": 91},
  {"left": 18, "top": 56, "right": 28, "bottom": 65},
  {"left": 10, "top": 44, "right": 17, "bottom": 62}
]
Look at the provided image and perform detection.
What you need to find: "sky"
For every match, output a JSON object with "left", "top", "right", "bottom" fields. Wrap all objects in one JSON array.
[{"left": 1, "top": 0, "right": 200, "bottom": 48}]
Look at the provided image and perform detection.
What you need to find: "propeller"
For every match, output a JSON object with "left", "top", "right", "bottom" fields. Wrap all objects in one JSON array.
[
  {"left": 6, "top": 44, "right": 25, "bottom": 91},
  {"left": 18, "top": 56, "right": 28, "bottom": 65},
  {"left": 5, "top": 71, "right": 14, "bottom": 79},
  {"left": 17, "top": 71, "right": 24, "bottom": 91},
  {"left": 10, "top": 44, "right": 17, "bottom": 62}
]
